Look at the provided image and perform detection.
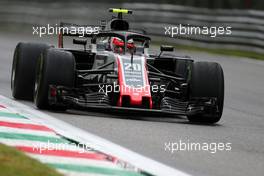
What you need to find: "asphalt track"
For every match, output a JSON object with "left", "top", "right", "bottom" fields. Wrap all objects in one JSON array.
[{"left": 0, "top": 31, "right": 263, "bottom": 176}]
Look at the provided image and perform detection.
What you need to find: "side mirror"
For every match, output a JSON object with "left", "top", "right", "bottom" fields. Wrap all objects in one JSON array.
[
  {"left": 73, "top": 39, "right": 87, "bottom": 45},
  {"left": 158, "top": 45, "right": 174, "bottom": 58},
  {"left": 73, "top": 39, "right": 87, "bottom": 50},
  {"left": 160, "top": 45, "right": 174, "bottom": 52}
]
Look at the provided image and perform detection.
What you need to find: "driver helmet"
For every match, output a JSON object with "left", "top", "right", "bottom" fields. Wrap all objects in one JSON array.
[
  {"left": 110, "top": 37, "right": 135, "bottom": 53},
  {"left": 110, "top": 37, "right": 123, "bottom": 53},
  {"left": 127, "top": 39, "right": 135, "bottom": 50}
]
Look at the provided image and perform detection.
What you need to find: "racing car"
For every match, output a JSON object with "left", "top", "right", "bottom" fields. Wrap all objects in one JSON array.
[{"left": 11, "top": 8, "right": 224, "bottom": 123}]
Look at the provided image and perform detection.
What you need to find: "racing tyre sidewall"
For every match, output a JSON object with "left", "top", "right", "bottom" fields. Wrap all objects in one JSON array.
[
  {"left": 34, "top": 48, "right": 75, "bottom": 109},
  {"left": 187, "top": 62, "right": 224, "bottom": 123}
]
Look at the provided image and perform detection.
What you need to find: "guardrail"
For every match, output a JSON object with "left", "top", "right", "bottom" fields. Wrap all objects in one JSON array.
[
  {"left": 0, "top": 1, "right": 263, "bottom": 55},
  {"left": 123, "top": 3, "right": 264, "bottom": 55}
]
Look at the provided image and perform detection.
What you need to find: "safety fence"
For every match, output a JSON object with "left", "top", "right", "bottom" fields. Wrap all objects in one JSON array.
[
  {"left": 124, "top": 3, "right": 264, "bottom": 55},
  {"left": 0, "top": 1, "right": 263, "bottom": 55}
]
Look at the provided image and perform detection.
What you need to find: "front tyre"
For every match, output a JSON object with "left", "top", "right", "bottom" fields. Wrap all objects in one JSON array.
[
  {"left": 187, "top": 62, "right": 224, "bottom": 123},
  {"left": 34, "top": 48, "right": 75, "bottom": 109}
]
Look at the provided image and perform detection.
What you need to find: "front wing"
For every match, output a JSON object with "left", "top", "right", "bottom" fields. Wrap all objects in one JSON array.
[{"left": 48, "top": 85, "right": 219, "bottom": 117}]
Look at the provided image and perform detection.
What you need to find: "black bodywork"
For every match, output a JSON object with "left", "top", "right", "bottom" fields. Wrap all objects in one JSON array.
[
  {"left": 10, "top": 9, "right": 223, "bottom": 123},
  {"left": 49, "top": 29, "right": 219, "bottom": 117}
]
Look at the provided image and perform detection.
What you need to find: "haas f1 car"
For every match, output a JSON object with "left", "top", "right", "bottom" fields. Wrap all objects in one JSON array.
[{"left": 11, "top": 9, "right": 224, "bottom": 123}]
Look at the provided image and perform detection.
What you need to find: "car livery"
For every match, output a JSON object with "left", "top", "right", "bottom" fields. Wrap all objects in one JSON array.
[{"left": 11, "top": 8, "right": 224, "bottom": 124}]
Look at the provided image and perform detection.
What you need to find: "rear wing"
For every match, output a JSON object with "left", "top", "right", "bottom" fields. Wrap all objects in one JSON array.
[{"left": 58, "top": 22, "right": 102, "bottom": 48}]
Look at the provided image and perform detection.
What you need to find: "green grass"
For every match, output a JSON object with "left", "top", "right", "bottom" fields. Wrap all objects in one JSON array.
[
  {"left": 152, "top": 41, "right": 264, "bottom": 60},
  {"left": 0, "top": 143, "right": 62, "bottom": 176}
]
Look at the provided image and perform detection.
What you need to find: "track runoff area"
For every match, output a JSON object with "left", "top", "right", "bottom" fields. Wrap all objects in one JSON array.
[{"left": 0, "top": 95, "right": 190, "bottom": 176}]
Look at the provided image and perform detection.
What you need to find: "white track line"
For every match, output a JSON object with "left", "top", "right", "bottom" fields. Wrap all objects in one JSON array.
[
  {"left": 0, "top": 107, "right": 12, "bottom": 113},
  {"left": 0, "top": 95, "right": 191, "bottom": 176},
  {"left": 57, "top": 169, "right": 106, "bottom": 176}
]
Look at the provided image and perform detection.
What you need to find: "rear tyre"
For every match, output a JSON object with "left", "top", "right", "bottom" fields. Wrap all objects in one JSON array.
[
  {"left": 34, "top": 48, "right": 75, "bottom": 110},
  {"left": 187, "top": 62, "right": 224, "bottom": 123},
  {"left": 11, "top": 42, "right": 50, "bottom": 100}
]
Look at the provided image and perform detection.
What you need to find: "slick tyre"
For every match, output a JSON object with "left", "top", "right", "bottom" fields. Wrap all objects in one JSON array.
[
  {"left": 34, "top": 48, "right": 75, "bottom": 110},
  {"left": 11, "top": 42, "right": 50, "bottom": 100},
  {"left": 187, "top": 62, "right": 224, "bottom": 123}
]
